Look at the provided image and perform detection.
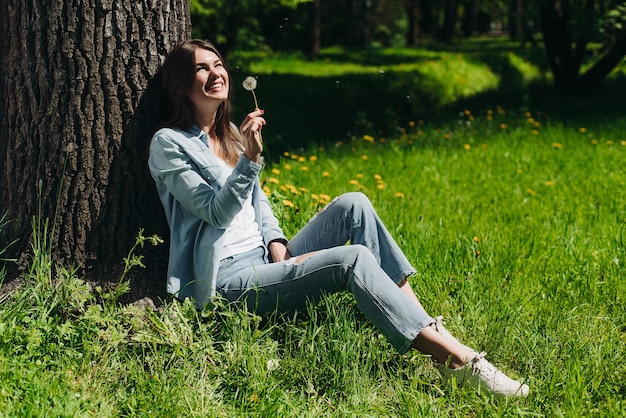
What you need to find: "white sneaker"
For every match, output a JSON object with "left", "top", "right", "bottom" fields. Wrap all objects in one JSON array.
[
  {"left": 438, "top": 352, "right": 530, "bottom": 398},
  {"left": 430, "top": 316, "right": 477, "bottom": 355}
]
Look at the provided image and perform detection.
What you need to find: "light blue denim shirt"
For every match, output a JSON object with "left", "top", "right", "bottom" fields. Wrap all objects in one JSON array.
[{"left": 148, "top": 125, "right": 287, "bottom": 308}]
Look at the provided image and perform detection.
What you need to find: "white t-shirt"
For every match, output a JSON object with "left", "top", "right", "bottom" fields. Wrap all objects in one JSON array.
[{"left": 215, "top": 157, "right": 264, "bottom": 259}]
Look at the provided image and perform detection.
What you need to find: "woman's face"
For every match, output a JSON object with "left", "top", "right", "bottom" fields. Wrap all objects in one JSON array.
[{"left": 188, "top": 47, "right": 229, "bottom": 111}]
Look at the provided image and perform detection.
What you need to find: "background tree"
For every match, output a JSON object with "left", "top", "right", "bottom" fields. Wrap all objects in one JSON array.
[
  {"left": 537, "top": 0, "right": 626, "bottom": 89},
  {"left": 0, "top": 0, "right": 190, "bottom": 291},
  {"left": 405, "top": 0, "right": 421, "bottom": 46}
]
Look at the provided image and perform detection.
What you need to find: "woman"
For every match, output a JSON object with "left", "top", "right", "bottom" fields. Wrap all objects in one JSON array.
[{"left": 148, "top": 39, "right": 529, "bottom": 398}]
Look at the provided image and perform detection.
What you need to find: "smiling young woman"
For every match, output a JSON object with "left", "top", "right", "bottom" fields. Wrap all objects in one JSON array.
[{"left": 148, "top": 39, "right": 530, "bottom": 399}]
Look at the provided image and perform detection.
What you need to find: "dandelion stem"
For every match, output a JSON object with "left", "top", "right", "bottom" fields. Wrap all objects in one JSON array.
[{"left": 251, "top": 90, "right": 260, "bottom": 110}]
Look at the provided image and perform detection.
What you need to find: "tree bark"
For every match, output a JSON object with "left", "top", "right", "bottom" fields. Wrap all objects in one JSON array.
[
  {"left": 441, "top": 0, "right": 458, "bottom": 43},
  {"left": 405, "top": 0, "right": 421, "bottom": 47},
  {"left": 312, "top": 0, "right": 321, "bottom": 56},
  {"left": 0, "top": 1, "right": 190, "bottom": 289},
  {"left": 540, "top": 1, "right": 580, "bottom": 89},
  {"left": 578, "top": 25, "right": 626, "bottom": 89}
]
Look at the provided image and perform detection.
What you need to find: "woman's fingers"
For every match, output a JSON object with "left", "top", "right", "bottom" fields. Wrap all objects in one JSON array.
[
  {"left": 240, "top": 109, "right": 266, "bottom": 134},
  {"left": 241, "top": 109, "right": 265, "bottom": 162}
]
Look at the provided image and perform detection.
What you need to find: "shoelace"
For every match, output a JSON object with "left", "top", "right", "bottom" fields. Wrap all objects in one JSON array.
[{"left": 470, "top": 352, "right": 506, "bottom": 385}]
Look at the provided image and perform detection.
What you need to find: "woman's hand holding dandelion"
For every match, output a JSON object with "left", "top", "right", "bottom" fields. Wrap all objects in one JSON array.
[{"left": 241, "top": 77, "right": 265, "bottom": 163}]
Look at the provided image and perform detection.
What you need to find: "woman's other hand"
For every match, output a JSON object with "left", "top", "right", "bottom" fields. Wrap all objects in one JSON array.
[
  {"left": 269, "top": 240, "right": 290, "bottom": 263},
  {"left": 240, "top": 109, "right": 266, "bottom": 162}
]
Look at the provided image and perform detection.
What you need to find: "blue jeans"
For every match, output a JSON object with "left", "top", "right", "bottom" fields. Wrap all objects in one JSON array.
[{"left": 215, "top": 192, "right": 434, "bottom": 353}]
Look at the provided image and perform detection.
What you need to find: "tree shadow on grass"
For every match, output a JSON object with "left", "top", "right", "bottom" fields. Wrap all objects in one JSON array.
[{"left": 234, "top": 56, "right": 625, "bottom": 161}]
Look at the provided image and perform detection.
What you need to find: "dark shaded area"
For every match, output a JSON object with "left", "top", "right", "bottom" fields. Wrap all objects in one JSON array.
[{"left": 230, "top": 40, "right": 624, "bottom": 162}]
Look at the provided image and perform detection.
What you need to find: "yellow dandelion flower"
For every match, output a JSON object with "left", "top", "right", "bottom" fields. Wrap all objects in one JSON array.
[
  {"left": 309, "top": 155, "right": 318, "bottom": 162},
  {"left": 299, "top": 187, "right": 308, "bottom": 192},
  {"left": 263, "top": 186, "right": 271, "bottom": 195},
  {"left": 527, "top": 188, "right": 536, "bottom": 196},
  {"left": 269, "top": 177, "right": 279, "bottom": 184},
  {"left": 487, "top": 109, "right": 494, "bottom": 115},
  {"left": 394, "top": 192, "right": 405, "bottom": 198},
  {"left": 500, "top": 123, "right": 507, "bottom": 130},
  {"left": 487, "top": 115, "right": 493, "bottom": 121},
  {"left": 356, "top": 173, "right": 364, "bottom": 178},
  {"left": 298, "top": 156, "right": 306, "bottom": 163},
  {"left": 290, "top": 154, "right": 298, "bottom": 160},
  {"left": 283, "top": 151, "right": 290, "bottom": 157},
  {"left": 349, "top": 180, "right": 359, "bottom": 186},
  {"left": 279, "top": 185, "right": 287, "bottom": 192},
  {"left": 311, "top": 194, "right": 319, "bottom": 200},
  {"left": 552, "top": 143, "right": 562, "bottom": 149},
  {"left": 363, "top": 134, "right": 375, "bottom": 143},
  {"left": 621, "top": 140, "right": 626, "bottom": 146},
  {"left": 469, "top": 115, "right": 475, "bottom": 121},
  {"left": 283, "top": 200, "right": 295, "bottom": 208},
  {"left": 531, "top": 130, "right": 539, "bottom": 135},
  {"left": 527, "top": 117, "right": 535, "bottom": 123},
  {"left": 472, "top": 236, "right": 480, "bottom": 243},
  {"left": 579, "top": 127, "right": 587, "bottom": 133},
  {"left": 284, "top": 164, "right": 292, "bottom": 170},
  {"left": 271, "top": 168, "right": 280, "bottom": 175},
  {"left": 444, "top": 133, "right": 452, "bottom": 139},
  {"left": 301, "top": 166, "right": 309, "bottom": 171},
  {"left": 374, "top": 174, "right": 382, "bottom": 180},
  {"left": 463, "top": 144, "right": 471, "bottom": 150},
  {"left": 607, "top": 140, "right": 614, "bottom": 145},
  {"left": 377, "top": 183, "right": 385, "bottom": 190},
  {"left": 591, "top": 139, "right": 598, "bottom": 145},
  {"left": 534, "top": 121, "right": 541, "bottom": 128},
  {"left": 362, "top": 155, "right": 369, "bottom": 160},
  {"left": 320, "top": 194, "right": 331, "bottom": 201},
  {"left": 408, "top": 121, "right": 415, "bottom": 127},
  {"left": 464, "top": 109, "right": 471, "bottom": 115},
  {"left": 322, "top": 171, "right": 330, "bottom": 177},
  {"left": 525, "top": 112, "right": 532, "bottom": 118},
  {"left": 545, "top": 181, "right": 554, "bottom": 186}
]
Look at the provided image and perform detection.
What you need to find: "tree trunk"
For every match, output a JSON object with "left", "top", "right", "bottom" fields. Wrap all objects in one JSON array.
[
  {"left": 539, "top": 0, "right": 598, "bottom": 90},
  {"left": 461, "top": 0, "right": 478, "bottom": 37},
  {"left": 405, "top": 0, "right": 421, "bottom": 47},
  {"left": 312, "top": 0, "right": 321, "bottom": 56},
  {"left": 510, "top": 0, "right": 524, "bottom": 40},
  {"left": 578, "top": 26, "right": 626, "bottom": 89},
  {"left": 0, "top": 1, "right": 190, "bottom": 291},
  {"left": 441, "top": 0, "right": 458, "bottom": 43},
  {"left": 540, "top": 1, "right": 580, "bottom": 89}
]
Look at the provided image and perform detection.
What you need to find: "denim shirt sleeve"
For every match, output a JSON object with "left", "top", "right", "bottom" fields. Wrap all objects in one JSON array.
[{"left": 149, "top": 128, "right": 262, "bottom": 229}]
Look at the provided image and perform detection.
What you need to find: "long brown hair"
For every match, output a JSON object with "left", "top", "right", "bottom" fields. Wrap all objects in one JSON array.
[{"left": 160, "top": 39, "right": 243, "bottom": 160}]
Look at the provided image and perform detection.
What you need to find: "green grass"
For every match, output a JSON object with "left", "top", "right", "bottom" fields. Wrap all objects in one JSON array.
[{"left": 1, "top": 37, "right": 626, "bottom": 416}]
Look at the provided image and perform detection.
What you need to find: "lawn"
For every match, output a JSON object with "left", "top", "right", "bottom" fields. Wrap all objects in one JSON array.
[{"left": 1, "top": 37, "right": 625, "bottom": 417}]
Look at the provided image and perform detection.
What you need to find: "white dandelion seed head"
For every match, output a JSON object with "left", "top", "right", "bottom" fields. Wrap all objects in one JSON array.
[{"left": 242, "top": 76, "right": 257, "bottom": 91}]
